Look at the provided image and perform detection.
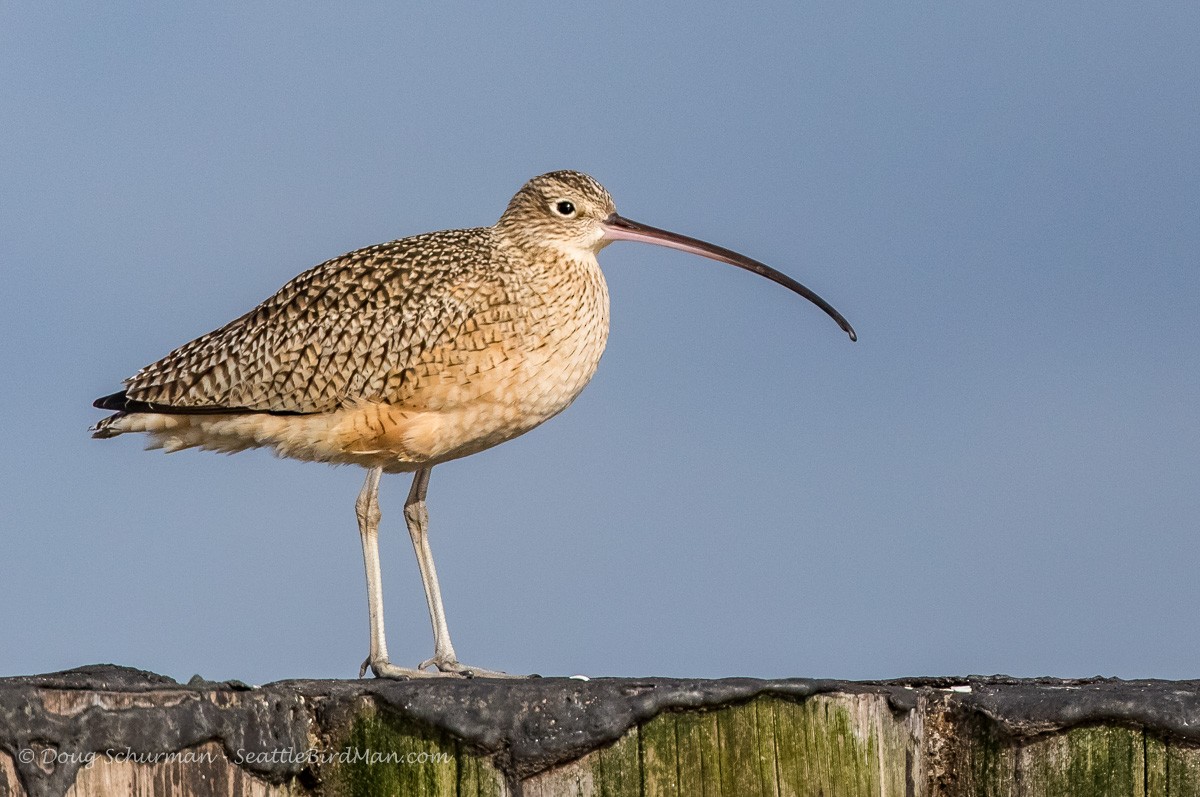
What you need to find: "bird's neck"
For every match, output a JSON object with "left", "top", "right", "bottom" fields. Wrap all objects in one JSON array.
[{"left": 492, "top": 228, "right": 600, "bottom": 281}]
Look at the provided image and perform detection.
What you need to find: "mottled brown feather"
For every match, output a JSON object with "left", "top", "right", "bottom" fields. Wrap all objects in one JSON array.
[{"left": 123, "top": 228, "right": 517, "bottom": 414}]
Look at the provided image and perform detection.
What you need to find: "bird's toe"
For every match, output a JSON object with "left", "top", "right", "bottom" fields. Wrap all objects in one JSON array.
[
  {"left": 362, "top": 657, "right": 459, "bottom": 679},
  {"left": 419, "top": 656, "right": 521, "bottom": 678}
]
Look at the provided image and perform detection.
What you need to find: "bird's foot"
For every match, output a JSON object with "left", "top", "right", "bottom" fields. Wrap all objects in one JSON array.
[
  {"left": 358, "top": 655, "right": 460, "bottom": 679},
  {"left": 418, "top": 655, "right": 523, "bottom": 678}
]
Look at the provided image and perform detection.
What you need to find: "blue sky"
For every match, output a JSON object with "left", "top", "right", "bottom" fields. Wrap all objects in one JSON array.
[{"left": 2, "top": 3, "right": 1198, "bottom": 684}]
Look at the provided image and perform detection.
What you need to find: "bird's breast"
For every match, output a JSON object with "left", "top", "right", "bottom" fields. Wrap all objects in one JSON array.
[{"left": 388, "top": 254, "right": 611, "bottom": 464}]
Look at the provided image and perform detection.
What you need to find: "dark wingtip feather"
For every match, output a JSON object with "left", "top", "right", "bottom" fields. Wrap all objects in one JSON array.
[
  {"left": 93, "top": 390, "right": 130, "bottom": 411},
  {"left": 91, "top": 389, "right": 307, "bottom": 417}
]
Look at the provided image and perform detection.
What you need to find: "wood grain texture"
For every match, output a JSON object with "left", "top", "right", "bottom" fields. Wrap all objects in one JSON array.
[{"left": 4, "top": 671, "right": 1200, "bottom": 797}]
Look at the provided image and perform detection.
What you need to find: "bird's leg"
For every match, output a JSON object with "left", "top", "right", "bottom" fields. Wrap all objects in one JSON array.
[
  {"left": 404, "top": 468, "right": 455, "bottom": 664},
  {"left": 405, "top": 467, "right": 517, "bottom": 677},
  {"left": 355, "top": 466, "right": 451, "bottom": 679}
]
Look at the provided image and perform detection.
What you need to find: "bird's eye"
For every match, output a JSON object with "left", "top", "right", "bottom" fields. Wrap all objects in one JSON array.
[{"left": 554, "top": 200, "right": 576, "bottom": 217}]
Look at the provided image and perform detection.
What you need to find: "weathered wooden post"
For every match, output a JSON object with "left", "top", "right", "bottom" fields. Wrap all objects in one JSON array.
[{"left": 2, "top": 665, "right": 1198, "bottom": 796}]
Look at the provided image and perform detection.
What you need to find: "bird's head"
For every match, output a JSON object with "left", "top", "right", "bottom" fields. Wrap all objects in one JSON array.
[
  {"left": 496, "top": 170, "right": 617, "bottom": 260},
  {"left": 497, "top": 170, "right": 857, "bottom": 341}
]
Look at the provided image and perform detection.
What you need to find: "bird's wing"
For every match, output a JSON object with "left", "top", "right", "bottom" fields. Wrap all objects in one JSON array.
[{"left": 118, "top": 227, "right": 515, "bottom": 415}]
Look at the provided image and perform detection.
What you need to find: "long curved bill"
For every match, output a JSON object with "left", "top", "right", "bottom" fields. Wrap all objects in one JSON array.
[{"left": 602, "top": 213, "right": 857, "bottom": 342}]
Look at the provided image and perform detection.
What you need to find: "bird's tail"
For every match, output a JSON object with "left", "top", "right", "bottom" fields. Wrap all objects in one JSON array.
[
  {"left": 90, "top": 412, "right": 127, "bottom": 439},
  {"left": 91, "top": 390, "right": 131, "bottom": 438}
]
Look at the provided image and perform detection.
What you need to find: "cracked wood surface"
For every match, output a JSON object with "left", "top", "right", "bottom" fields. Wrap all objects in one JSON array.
[{"left": 1, "top": 665, "right": 1199, "bottom": 796}]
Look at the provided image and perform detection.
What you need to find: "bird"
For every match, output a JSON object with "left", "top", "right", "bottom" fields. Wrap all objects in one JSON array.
[{"left": 92, "top": 170, "right": 856, "bottom": 678}]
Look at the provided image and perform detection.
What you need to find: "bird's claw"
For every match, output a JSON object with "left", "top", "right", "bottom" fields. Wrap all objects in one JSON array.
[
  {"left": 418, "top": 656, "right": 520, "bottom": 678},
  {"left": 356, "top": 652, "right": 518, "bottom": 679},
  {"left": 359, "top": 656, "right": 459, "bottom": 679}
]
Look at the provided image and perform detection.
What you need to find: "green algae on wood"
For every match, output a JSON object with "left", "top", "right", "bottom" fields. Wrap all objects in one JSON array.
[
  {"left": 1165, "top": 737, "right": 1200, "bottom": 797},
  {"left": 635, "top": 693, "right": 915, "bottom": 797},
  {"left": 1020, "top": 725, "right": 1144, "bottom": 797},
  {"left": 639, "top": 709, "right": 680, "bottom": 797},
  {"left": 774, "top": 694, "right": 891, "bottom": 796},
  {"left": 962, "top": 722, "right": 1155, "bottom": 797},
  {"left": 327, "top": 703, "right": 500, "bottom": 797},
  {"left": 716, "top": 698, "right": 769, "bottom": 796},
  {"left": 597, "top": 722, "right": 640, "bottom": 797},
  {"left": 457, "top": 752, "right": 509, "bottom": 797}
]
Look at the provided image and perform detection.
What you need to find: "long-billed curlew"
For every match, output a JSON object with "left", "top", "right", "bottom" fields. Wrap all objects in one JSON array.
[{"left": 92, "top": 171, "right": 856, "bottom": 678}]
